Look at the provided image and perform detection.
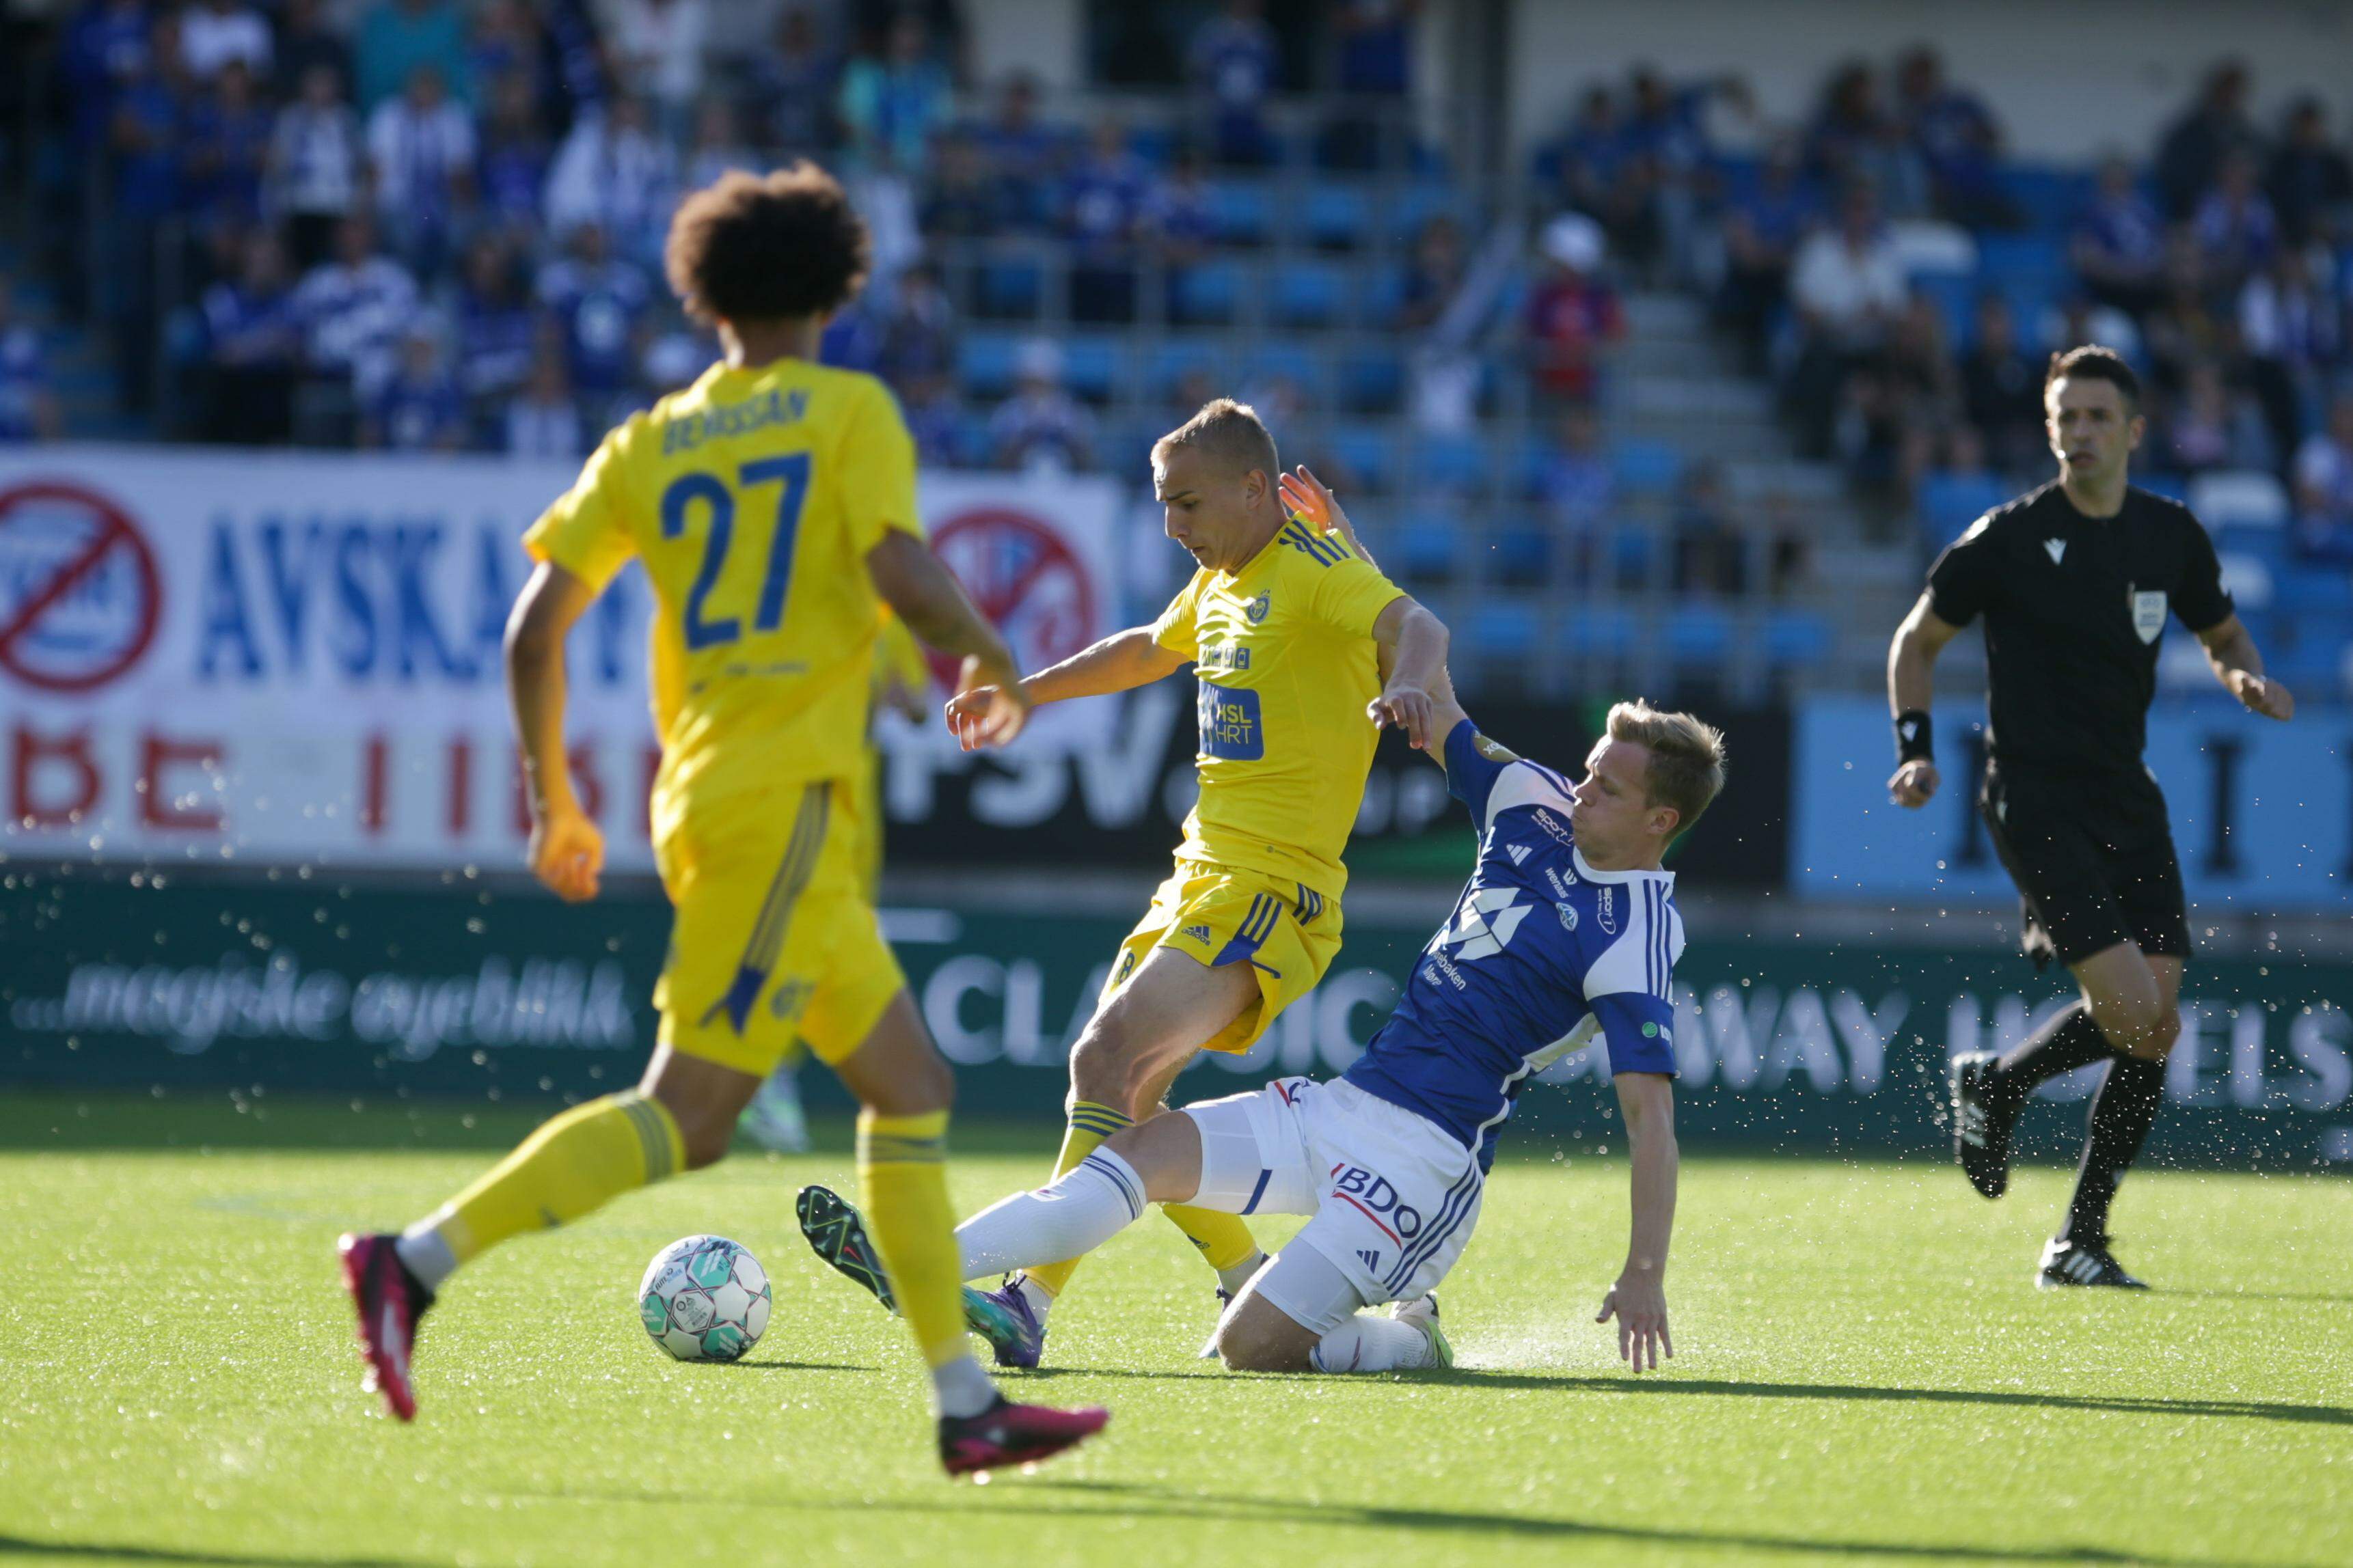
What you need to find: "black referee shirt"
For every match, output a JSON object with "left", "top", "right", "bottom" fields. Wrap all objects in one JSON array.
[{"left": 1926, "top": 481, "right": 2233, "bottom": 774}]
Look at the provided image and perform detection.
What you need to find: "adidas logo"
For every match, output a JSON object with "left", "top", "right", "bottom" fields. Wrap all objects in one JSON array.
[
  {"left": 1506, "top": 844, "right": 1530, "bottom": 865},
  {"left": 1181, "top": 924, "right": 1213, "bottom": 944},
  {"left": 1357, "top": 1248, "right": 1381, "bottom": 1271}
]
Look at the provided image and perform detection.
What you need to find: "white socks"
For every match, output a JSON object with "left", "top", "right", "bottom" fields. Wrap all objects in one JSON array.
[
  {"left": 1216, "top": 1250, "right": 1268, "bottom": 1297},
  {"left": 394, "top": 1220, "right": 459, "bottom": 1292},
  {"left": 1309, "top": 1314, "right": 1439, "bottom": 1373},
  {"left": 956, "top": 1149, "right": 1147, "bottom": 1284},
  {"left": 931, "top": 1354, "right": 996, "bottom": 1419}
]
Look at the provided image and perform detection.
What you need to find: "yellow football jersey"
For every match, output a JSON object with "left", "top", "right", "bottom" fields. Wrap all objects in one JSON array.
[
  {"left": 1150, "top": 518, "right": 1404, "bottom": 896},
  {"left": 524, "top": 358, "right": 923, "bottom": 849}
]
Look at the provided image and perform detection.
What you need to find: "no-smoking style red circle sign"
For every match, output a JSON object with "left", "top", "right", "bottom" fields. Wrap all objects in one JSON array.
[
  {"left": 927, "top": 508, "right": 1098, "bottom": 685},
  {"left": 0, "top": 480, "right": 164, "bottom": 693}
]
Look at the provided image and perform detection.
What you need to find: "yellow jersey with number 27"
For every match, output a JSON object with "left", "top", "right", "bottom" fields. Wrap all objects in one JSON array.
[
  {"left": 1150, "top": 518, "right": 1404, "bottom": 898},
  {"left": 523, "top": 358, "right": 923, "bottom": 850}
]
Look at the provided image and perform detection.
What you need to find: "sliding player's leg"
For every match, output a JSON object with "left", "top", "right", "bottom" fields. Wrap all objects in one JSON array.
[{"left": 1015, "top": 937, "right": 1263, "bottom": 1312}]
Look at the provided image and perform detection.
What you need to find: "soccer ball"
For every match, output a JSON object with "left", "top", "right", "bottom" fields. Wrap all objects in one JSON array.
[{"left": 638, "top": 1235, "right": 771, "bottom": 1362}]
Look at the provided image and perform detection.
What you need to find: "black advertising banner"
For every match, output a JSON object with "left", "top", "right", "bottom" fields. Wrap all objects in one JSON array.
[{"left": 5, "top": 872, "right": 2345, "bottom": 1170}]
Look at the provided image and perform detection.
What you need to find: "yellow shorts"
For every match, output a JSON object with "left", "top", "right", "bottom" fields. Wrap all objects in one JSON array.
[
  {"left": 1105, "top": 859, "right": 1344, "bottom": 1054},
  {"left": 653, "top": 776, "right": 906, "bottom": 1079}
]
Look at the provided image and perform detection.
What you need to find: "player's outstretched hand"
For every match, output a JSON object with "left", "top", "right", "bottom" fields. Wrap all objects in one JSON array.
[
  {"left": 528, "top": 803, "right": 604, "bottom": 903},
  {"left": 944, "top": 659, "right": 1031, "bottom": 752},
  {"left": 1278, "top": 465, "right": 1361, "bottom": 554},
  {"left": 1888, "top": 758, "right": 1940, "bottom": 808},
  {"left": 1370, "top": 683, "right": 1436, "bottom": 749},
  {"left": 2228, "top": 670, "right": 2295, "bottom": 721},
  {"left": 1596, "top": 1274, "right": 1672, "bottom": 1373}
]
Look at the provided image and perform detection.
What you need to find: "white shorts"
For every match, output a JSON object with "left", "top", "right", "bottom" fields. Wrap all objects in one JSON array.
[{"left": 1182, "top": 1076, "right": 1484, "bottom": 1333}]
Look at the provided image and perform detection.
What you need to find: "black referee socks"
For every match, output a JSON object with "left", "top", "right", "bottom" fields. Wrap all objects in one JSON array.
[
  {"left": 2063, "top": 1055, "right": 2166, "bottom": 1243},
  {"left": 1989, "top": 1002, "right": 2112, "bottom": 1116}
]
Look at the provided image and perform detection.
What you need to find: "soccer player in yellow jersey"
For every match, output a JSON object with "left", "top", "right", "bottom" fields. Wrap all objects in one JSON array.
[
  {"left": 337, "top": 165, "right": 1106, "bottom": 1476},
  {"left": 802, "top": 398, "right": 1449, "bottom": 1363},
  {"left": 739, "top": 609, "right": 929, "bottom": 1153}
]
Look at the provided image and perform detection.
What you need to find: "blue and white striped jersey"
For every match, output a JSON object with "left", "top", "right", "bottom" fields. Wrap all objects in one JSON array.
[{"left": 1343, "top": 720, "right": 1683, "bottom": 1167}]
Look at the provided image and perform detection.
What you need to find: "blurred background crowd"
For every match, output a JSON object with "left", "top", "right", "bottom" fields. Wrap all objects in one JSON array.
[{"left": 1, "top": 0, "right": 2349, "bottom": 696}]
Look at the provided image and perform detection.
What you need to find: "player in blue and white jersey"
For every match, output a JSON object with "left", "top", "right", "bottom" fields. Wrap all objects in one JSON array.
[{"left": 800, "top": 671, "right": 1726, "bottom": 1377}]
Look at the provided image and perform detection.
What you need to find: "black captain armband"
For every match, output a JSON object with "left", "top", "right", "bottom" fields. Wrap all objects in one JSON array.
[{"left": 1894, "top": 710, "right": 1933, "bottom": 766}]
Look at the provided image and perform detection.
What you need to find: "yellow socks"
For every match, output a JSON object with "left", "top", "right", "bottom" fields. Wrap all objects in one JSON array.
[
  {"left": 405, "top": 1091, "right": 683, "bottom": 1281},
  {"left": 1161, "top": 1202, "right": 1262, "bottom": 1278},
  {"left": 856, "top": 1110, "right": 970, "bottom": 1371},
  {"left": 1019, "top": 1101, "right": 1130, "bottom": 1297}
]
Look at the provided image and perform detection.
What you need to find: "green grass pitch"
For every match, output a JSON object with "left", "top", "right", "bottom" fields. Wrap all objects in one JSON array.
[{"left": 1, "top": 1093, "right": 2347, "bottom": 1567}]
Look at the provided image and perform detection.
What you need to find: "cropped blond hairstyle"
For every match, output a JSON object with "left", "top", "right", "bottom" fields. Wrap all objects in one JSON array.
[{"left": 1607, "top": 700, "right": 1728, "bottom": 842}]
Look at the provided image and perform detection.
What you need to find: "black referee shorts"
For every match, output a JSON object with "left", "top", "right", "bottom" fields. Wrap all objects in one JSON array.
[{"left": 1979, "top": 760, "right": 2192, "bottom": 971}]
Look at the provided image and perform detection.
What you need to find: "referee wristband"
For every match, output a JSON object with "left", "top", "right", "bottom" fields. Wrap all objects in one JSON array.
[{"left": 1894, "top": 710, "right": 1933, "bottom": 765}]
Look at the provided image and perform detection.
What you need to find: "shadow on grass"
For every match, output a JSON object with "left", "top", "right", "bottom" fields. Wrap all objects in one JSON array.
[
  {"left": 508, "top": 1481, "right": 2264, "bottom": 1567},
  {"left": 2166, "top": 1288, "right": 2353, "bottom": 1308},
  {"left": 1408, "top": 1369, "right": 2353, "bottom": 1427},
  {"left": 0, "top": 1539, "right": 412, "bottom": 1568},
  {"left": 722, "top": 1359, "right": 875, "bottom": 1373}
]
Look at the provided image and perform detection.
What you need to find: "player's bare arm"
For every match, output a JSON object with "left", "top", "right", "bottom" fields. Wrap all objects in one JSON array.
[
  {"left": 868, "top": 529, "right": 1032, "bottom": 751},
  {"left": 1369, "top": 596, "right": 1450, "bottom": 750},
  {"left": 1886, "top": 591, "right": 1963, "bottom": 808},
  {"left": 505, "top": 560, "right": 606, "bottom": 903},
  {"left": 2194, "top": 612, "right": 2295, "bottom": 721},
  {"left": 940, "top": 625, "right": 1187, "bottom": 752},
  {"left": 1596, "top": 1070, "right": 1677, "bottom": 1373}
]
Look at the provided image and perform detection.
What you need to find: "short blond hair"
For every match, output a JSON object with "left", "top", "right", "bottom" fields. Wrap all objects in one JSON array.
[
  {"left": 1607, "top": 700, "right": 1727, "bottom": 842},
  {"left": 1151, "top": 397, "right": 1279, "bottom": 482}
]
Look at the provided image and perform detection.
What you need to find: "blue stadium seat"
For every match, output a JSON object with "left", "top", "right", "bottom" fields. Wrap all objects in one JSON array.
[
  {"left": 1145, "top": 339, "right": 1227, "bottom": 402},
  {"left": 1126, "top": 124, "right": 1177, "bottom": 168},
  {"left": 1667, "top": 605, "right": 1735, "bottom": 668},
  {"left": 1305, "top": 182, "right": 1374, "bottom": 249},
  {"left": 1387, "top": 181, "right": 1466, "bottom": 245},
  {"left": 1413, "top": 432, "right": 1488, "bottom": 495},
  {"left": 1357, "top": 264, "right": 1407, "bottom": 329},
  {"left": 956, "top": 333, "right": 1021, "bottom": 400},
  {"left": 1270, "top": 260, "right": 1347, "bottom": 329},
  {"left": 1912, "top": 271, "right": 1981, "bottom": 352},
  {"left": 2001, "top": 163, "right": 2093, "bottom": 236},
  {"left": 1238, "top": 340, "right": 1329, "bottom": 407},
  {"left": 1396, "top": 517, "right": 1463, "bottom": 583},
  {"left": 1325, "top": 425, "right": 1395, "bottom": 493},
  {"left": 2275, "top": 565, "right": 2353, "bottom": 618},
  {"left": 976, "top": 257, "right": 1044, "bottom": 319},
  {"left": 1468, "top": 600, "right": 1540, "bottom": 663},
  {"left": 1061, "top": 335, "right": 1121, "bottom": 404},
  {"left": 1488, "top": 519, "right": 1551, "bottom": 581},
  {"left": 1169, "top": 261, "right": 1242, "bottom": 326},
  {"left": 1611, "top": 437, "right": 1684, "bottom": 495},
  {"left": 1337, "top": 348, "right": 1404, "bottom": 413},
  {"left": 1917, "top": 471, "right": 2008, "bottom": 549},
  {"left": 1560, "top": 605, "right": 1638, "bottom": 661},
  {"left": 1611, "top": 525, "right": 1661, "bottom": 590},
  {"left": 1210, "top": 181, "right": 1275, "bottom": 247},
  {"left": 1763, "top": 609, "right": 1835, "bottom": 669}
]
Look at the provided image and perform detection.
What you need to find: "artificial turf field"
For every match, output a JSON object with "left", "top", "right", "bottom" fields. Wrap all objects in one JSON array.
[{"left": 1, "top": 1094, "right": 2345, "bottom": 1568}]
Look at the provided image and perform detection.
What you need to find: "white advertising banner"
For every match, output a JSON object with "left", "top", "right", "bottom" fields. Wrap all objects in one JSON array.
[{"left": 0, "top": 445, "right": 1123, "bottom": 872}]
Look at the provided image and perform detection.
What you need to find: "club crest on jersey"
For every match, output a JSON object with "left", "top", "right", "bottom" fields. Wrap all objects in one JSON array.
[
  {"left": 2131, "top": 588, "right": 2167, "bottom": 644},
  {"left": 1556, "top": 901, "right": 1578, "bottom": 932},
  {"left": 1596, "top": 886, "right": 1617, "bottom": 935},
  {"left": 1242, "top": 590, "right": 1272, "bottom": 624}
]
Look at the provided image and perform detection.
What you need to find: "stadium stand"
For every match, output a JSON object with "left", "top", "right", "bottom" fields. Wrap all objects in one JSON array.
[{"left": 3, "top": 6, "right": 2350, "bottom": 700}]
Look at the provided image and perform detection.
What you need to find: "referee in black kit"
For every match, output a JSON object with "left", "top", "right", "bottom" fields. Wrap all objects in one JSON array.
[{"left": 1884, "top": 345, "right": 2295, "bottom": 1289}]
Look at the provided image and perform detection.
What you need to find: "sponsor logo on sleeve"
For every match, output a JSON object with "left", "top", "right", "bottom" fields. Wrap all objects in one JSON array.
[{"left": 1596, "top": 886, "right": 1617, "bottom": 935}]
